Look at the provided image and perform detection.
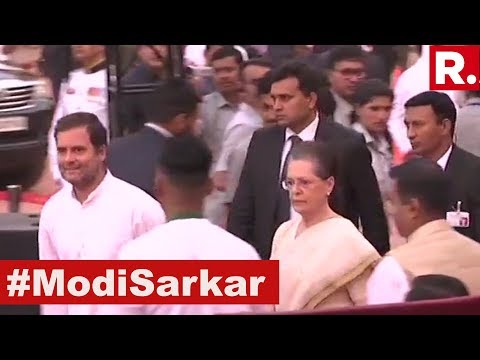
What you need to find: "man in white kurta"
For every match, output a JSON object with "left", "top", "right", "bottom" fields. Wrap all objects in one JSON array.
[
  {"left": 100, "top": 135, "right": 271, "bottom": 315},
  {"left": 39, "top": 112, "right": 165, "bottom": 315}
]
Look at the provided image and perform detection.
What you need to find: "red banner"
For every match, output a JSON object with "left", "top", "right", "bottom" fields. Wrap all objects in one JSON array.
[{"left": 0, "top": 260, "right": 279, "bottom": 305}]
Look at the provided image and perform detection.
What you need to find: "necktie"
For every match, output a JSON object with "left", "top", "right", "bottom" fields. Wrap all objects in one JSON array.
[{"left": 280, "top": 135, "right": 302, "bottom": 184}]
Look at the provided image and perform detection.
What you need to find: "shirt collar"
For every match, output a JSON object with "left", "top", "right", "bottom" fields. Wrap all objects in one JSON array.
[
  {"left": 214, "top": 91, "right": 238, "bottom": 109},
  {"left": 437, "top": 145, "right": 453, "bottom": 170},
  {"left": 144, "top": 123, "right": 173, "bottom": 137},
  {"left": 285, "top": 114, "right": 319, "bottom": 141},
  {"left": 465, "top": 97, "right": 480, "bottom": 106},
  {"left": 407, "top": 219, "right": 452, "bottom": 244},
  {"left": 70, "top": 170, "right": 113, "bottom": 205},
  {"left": 332, "top": 91, "right": 354, "bottom": 112},
  {"left": 351, "top": 122, "right": 390, "bottom": 150}
]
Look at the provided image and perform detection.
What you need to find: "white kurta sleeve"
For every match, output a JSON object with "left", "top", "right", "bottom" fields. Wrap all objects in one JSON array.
[
  {"left": 366, "top": 256, "right": 411, "bottom": 305},
  {"left": 38, "top": 205, "right": 68, "bottom": 315}
]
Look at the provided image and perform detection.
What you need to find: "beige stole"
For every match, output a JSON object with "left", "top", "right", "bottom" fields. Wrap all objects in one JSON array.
[{"left": 271, "top": 216, "right": 380, "bottom": 311}]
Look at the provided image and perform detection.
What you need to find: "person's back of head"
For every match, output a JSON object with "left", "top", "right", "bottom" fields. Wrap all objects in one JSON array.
[
  {"left": 155, "top": 135, "right": 213, "bottom": 214},
  {"left": 405, "top": 274, "right": 470, "bottom": 302},
  {"left": 144, "top": 78, "right": 201, "bottom": 136},
  {"left": 388, "top": 157, "right": 452, "bottom": 238}
]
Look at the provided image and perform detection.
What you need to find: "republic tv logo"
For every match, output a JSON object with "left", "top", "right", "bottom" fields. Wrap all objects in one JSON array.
[{"left": 430, "top": 45, "right": 480, "bottom": 90}]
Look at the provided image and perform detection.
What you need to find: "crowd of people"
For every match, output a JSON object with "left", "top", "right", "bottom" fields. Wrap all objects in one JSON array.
[{"left": 5, "top": 44, "right": 480, "bottom": 315}]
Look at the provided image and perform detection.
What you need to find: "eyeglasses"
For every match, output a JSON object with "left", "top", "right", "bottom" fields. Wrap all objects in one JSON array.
[
  {"left": 335, "top": 68, "right": 366, "bottom": 79},
  {"left": 281, "top": 178, "right": 322, "bottom": 191}
]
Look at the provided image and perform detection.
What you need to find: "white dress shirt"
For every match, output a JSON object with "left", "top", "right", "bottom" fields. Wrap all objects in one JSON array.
[
  {"left": 281, "top": 115, "right": 319, "bottom": 219},
  {"left": 215, "top": 103, "right": 262, "bottom": 173},
  {"left": 98, "top": 218, "right": 271, "bottom": 315},
  {"left": 38, "top": 171, "right": 166, "bottom": 315},
  {"left": 144, "top": 122, "right": 173, "bottom": 138},
  {"left": 366, "top": 255, "right": 412, "bottom": 305},
  {"left": 436, "top": 145, "right": 453, "bottom": 171},
  {"left": 332, "top": 91, "right": 354, "bottom": 128}
]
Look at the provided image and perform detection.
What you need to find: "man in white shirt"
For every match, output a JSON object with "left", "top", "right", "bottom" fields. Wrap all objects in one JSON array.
[
  {"left": 100, "top": 135, "right": 269, "bottom": 315},
  {"left": 404, "top": 91, "right": 480, "bottom": 242},
  {"left": 225, "top": 73, "right": 278, "bottom": 206},
  {"left": 39, "top": 112, "right": 166, "bottom": 315},
  {"left": 48, "top": 45, "right": 108, "bottom": 188},
  {"left": 206, "top": 59, "right": 274, "bottom": 227}
]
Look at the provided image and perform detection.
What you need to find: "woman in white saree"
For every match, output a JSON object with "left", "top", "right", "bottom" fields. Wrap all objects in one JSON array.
[{"left": 270, "top": 141, "right": 381, "bottom": 312}]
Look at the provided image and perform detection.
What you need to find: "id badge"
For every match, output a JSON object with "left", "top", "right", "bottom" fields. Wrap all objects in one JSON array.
[{"left": 446, "top": 211, "right": 470, "bottom": 228}]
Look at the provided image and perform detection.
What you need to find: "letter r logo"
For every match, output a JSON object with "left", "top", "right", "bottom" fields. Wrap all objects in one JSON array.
[{"left": 430, "top": 45, "right": 480, "bottom": 90}]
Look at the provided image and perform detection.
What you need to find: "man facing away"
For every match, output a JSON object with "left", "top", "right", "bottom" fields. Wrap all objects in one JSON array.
[
  {"left": 227, "top": 61, "right": 389, "bottom": 259},
  {"left": 367, "top": 158, "right": 480, "bottom": 305},
  {"left": 108, "top": 78, "right": 201, "bottom": 198},
  {"left": 100, "top": 135, "right": 270, "bottom": 315},
  {"left": 38, "top": 112, "right": 165, "bottom": 315}
]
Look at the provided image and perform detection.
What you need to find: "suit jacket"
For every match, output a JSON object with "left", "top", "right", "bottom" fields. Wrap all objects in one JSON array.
[
  {"left": 445, "top": 145, "right": 480, "bottom": 242},
  {"left": 107, "top": 126, "right": 167, "bottom": 198},
  {"left": 227, "top": 117, "right": 390, "bottom": 259}
]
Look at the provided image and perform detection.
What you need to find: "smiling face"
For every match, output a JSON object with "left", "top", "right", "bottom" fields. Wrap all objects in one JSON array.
[{"left": 56, "top": 126, "right": 106, "bottom": 187}]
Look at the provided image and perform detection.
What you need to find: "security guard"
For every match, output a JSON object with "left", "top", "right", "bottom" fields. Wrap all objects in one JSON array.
[{"left": 48, "top": 45, "right": 108, "bottom": 187}]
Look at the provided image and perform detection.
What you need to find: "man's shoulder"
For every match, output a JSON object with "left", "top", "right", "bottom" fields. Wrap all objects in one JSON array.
[
  {"left": 118, "top": 225, "right": 164, "bottom": 259},
  {"left": 43, "top": 187, "right": 69, "bottom": 208},
  {"left": 109, "top": 128, "right": 162, "bottom": 153},
  {"left": 451, "top": 146, "right": 480, "bottom": 172},
  {"left": 109, "top": 175, "right": 158, "bottom": 204},
  {"left": 252, "top": 125, "right": 284, "bottom": 140},
  {"left": 322, "top": 119, "right": 365, "bottom": 146}
]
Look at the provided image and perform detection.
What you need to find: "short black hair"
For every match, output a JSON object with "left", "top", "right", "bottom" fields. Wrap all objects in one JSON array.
[
  {"left": 289, "top": 141, "right": 336, "bottom": 180},
  {"left": 257, "top": 71, "right": 272, "bottom": 96},
  {"left": 405, "top": 274, "right": 470, "bottom": 302},
  {"left": 54, "top": 112, "right": 107, "bottom": 148},
  {"left": 353, "top": 78, "right": 393, "bottom": 106},
  {"left": 269, "top": 61, "right": 323, "bottom": 97},
  {"left": 326, "top": 45, "right": 366, "bottom": 69},
  {"left": 210, "top": 46, "right": 244, "bottom": 65},
  {"left": 145, "top": 78, "right": 200, "bottom": 125},
  {"left": 405, "top": 91, "right": 457, "bottom": 137},
  {"left": 240, "top": 58, "right": 273, "bottom": 72},
  {"left": 389, "top": 157, "right": 452, "bottom": 216},
  {"left": 157, "top": 135, "right": 212, "bottom": 189}
]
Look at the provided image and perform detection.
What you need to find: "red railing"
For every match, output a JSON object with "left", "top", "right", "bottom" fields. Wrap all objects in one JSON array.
[{"left": 252, "top": 296, "right": 480, "bottom": 315}]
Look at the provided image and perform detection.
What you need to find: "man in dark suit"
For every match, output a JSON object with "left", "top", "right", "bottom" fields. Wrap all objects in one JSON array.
[
  {"left": 227, "top": 61, "right": 390, "bottom": 259},
  {"left": 107, "top": 78, "right": 201, "bottom": 198},
  {"left": 404, "top": 91, "right": 480, "bottom": 242}
]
